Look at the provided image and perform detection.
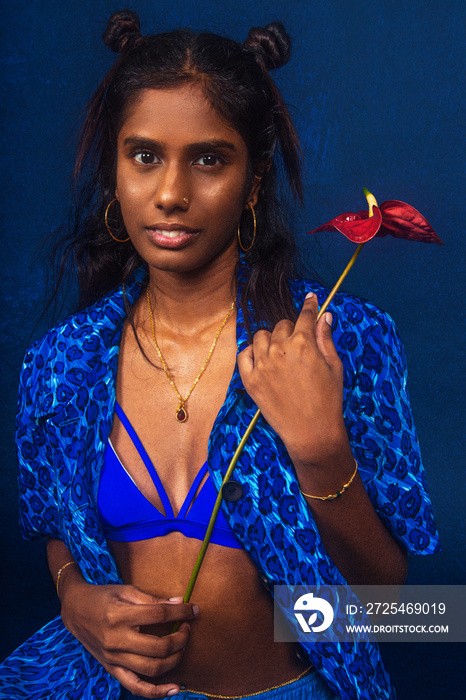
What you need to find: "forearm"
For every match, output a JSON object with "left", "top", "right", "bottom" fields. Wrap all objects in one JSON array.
[{"left": 294, "top": 449, "right": 408, "bottom": 587}]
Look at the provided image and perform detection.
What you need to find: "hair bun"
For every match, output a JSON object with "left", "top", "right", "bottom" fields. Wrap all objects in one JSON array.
[
  {"left": 244, "top": 23, "right": 291, "bottom": 70},
  {"left": 103, "top": 9, "right": 141, "bottom": 53}
]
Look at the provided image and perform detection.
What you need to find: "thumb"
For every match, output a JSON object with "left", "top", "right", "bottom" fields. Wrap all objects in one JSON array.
[
  {"left": 117, "top": 586, "right": 183, "bottom": 606},
  {"left": 316, "top": 312, "right": 340, "bottom": 367},
  {"left": 237, "top": 344, "right": 254, "bottom": 381}
]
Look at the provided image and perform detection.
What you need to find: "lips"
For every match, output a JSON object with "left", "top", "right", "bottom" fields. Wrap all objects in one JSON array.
[
  {"left": 145, "top": 223, "right": 200, "bottom": 248},
  {"left": 152, "top": 229, "right": 192, "bottom": 238}
]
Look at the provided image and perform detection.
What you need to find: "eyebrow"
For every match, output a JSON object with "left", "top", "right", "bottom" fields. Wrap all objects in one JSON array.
[{"left": 122, "top": 136, "right": 238, "bottom": 152}]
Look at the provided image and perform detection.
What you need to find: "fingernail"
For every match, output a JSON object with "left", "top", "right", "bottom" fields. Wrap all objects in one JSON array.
[
  {"left": 325, "top": 312, "right": 333, "bottom": 326},
  {"left": 305, "top": 292, "right": 314, "bottom": 299},
  {"left": 168, "top": 597, "right": 183, "bottom": 602},
  {"left": 192, "top": 604, "right": 200, "bottom": 616},
  {"left": 167, "top": 690, "right": 179, "bottom": 696}
]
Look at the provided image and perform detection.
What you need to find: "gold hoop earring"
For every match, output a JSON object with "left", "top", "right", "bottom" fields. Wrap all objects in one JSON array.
[
  {"left": 237, "top": 202, "right": 256, "bottom": 252},
  {"left": 104, "top": 198, "right": 130, "bottom": 242}
]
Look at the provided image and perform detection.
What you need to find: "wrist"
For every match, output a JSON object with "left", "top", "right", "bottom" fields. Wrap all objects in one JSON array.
[
  {"left": 288, "top": 426, "right": 353, "bottom": 473},
  {"left": 58, "top": 561, "right": 86, "bottom": 603},
  {"left": 293, "top": 443, "right": 357, "bottom": 499},
  {"left": 301, "top": 458, "right": 358, "bottom": 501}
]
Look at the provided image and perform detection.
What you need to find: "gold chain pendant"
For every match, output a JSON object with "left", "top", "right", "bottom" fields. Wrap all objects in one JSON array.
[{"left": 176, "top": 403, "right": 188, "bottom": 423}]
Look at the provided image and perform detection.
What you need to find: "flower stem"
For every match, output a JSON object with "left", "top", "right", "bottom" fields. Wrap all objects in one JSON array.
[
  {"left": 316, "top": 242, "right": 365, "bottom": 320},
  {"left": 172, "top": 409, "right": 261, "bottom": 630}
]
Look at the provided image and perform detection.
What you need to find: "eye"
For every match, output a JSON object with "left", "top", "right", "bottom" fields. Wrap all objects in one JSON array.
[
  {"left": 194, "top": 154, "right": 224, "bottom": 167},
  {"left": 134, "top": 151, "right": 159, "bottom": 165}
]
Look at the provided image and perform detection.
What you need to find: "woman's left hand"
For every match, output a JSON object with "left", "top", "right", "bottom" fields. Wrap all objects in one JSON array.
[
  {"left": 237, "top": 292, "right": 351, "bottom": 470},
  {"left": 238, "top": 292, "right": 409, "bottom": 586}
]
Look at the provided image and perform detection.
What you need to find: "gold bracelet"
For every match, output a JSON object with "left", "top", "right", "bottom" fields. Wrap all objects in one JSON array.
[
  {"left": 300, "top": 459, "right": 358, "bottom": 501},
  {"left": 56, "top": 561, "right": 78, "bottom": 597}
]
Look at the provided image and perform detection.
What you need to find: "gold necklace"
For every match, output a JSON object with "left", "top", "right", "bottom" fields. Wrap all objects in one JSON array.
[{"left": 146, "top": 288, "right": 235, "bottom": 423}]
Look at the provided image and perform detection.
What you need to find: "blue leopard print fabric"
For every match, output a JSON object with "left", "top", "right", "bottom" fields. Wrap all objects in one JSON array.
[{"left": 1, "top": 262, "right": 439, "bottom": 699}]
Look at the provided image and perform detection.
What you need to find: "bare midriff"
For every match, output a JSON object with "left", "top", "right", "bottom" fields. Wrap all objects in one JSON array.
[{"left": 109, "top": 535, "right": 309, "bottom": 697}]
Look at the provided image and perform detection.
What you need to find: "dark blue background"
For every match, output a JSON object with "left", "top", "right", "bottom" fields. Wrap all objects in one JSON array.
[{"left": 1, "top": 1, "right": 464, "bottom": 697}]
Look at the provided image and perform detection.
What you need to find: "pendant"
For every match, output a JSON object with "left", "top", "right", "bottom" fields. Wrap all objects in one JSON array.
[{"left": 176, "top": 403, "right": 188, "bottom": 422}]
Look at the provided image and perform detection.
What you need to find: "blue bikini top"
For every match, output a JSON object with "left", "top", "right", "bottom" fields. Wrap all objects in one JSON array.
[{"left": 97, "top": 401, "right": 243, "bottom": 548}]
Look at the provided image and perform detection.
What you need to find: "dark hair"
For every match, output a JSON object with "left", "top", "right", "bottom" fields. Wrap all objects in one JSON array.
[{"left": 57, "top": 10, "right": 303, "bottom": 333}]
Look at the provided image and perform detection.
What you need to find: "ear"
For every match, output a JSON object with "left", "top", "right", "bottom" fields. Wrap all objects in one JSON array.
[{"left": 245, "top": 162, "right": 271, "bottom": 209}]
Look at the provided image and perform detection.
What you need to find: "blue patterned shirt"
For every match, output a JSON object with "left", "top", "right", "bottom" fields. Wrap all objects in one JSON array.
[{"left": 1, "top": 264, "right": 439, "bottom": 699}]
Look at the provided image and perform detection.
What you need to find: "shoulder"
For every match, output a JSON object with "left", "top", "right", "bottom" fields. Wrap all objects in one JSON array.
[
  {"left": 289, "top": 277, "right": 400, "bottom": 337},
  {"left": 18, "top": 269, "right": 146, "bottom": 411},
  {"left": 289, "top": 277, "right": 406, "bottom": 374},
  {"left": 24, "top": 267, "right": 146, "bottom": 373},
  {"left": 23, "top": 294, "right": 119, "bottom": 374}
]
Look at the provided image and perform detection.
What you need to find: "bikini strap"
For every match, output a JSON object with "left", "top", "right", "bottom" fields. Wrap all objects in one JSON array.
[
  {"left": 114, "top": 401, "right": 174, "bottom": 518},
  {"left": 178, "top": 461, "right": 210, "bottom": 519}
]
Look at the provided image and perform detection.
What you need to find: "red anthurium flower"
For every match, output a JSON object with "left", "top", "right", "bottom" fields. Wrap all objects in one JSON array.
[
  {"left": 309, "top": 191, "right": 443, "bottom": 245},
  {"left": 309, "top": 206, "right": 383, "bottom": 243},
  {"left": 376, "top": 200, "right": 443, "bottom": 244}
]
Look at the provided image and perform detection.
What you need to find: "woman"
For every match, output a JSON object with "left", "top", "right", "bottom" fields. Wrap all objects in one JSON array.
[{"left": 1, "top": 10, "right": 439, "bottom": 700}]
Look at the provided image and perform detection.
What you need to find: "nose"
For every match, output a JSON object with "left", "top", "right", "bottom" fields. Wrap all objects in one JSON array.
[{"left": 153, "top": 162, "right": 190, "bottom": 212}]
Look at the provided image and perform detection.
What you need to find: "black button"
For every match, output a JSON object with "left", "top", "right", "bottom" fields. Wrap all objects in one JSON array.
[
  {"left": 222, "top": 480, "right": 243, "bottom": 502},
  {"left": 295, "top": 645, "right": 308, "bottom": 664},
  {"left": 258, "top": 573, "right": 272, "bottom": 591}
]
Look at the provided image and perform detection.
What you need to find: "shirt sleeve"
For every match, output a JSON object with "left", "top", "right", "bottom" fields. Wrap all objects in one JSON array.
[
  {"left": 16, "top": 343, "right": 61, "bottom": 541},
  {"left": 338, "top": 299, "right": 440, "bottom": 555}
]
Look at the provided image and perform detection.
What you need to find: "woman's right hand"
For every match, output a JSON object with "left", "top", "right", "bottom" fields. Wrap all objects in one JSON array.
[{"left": 59, "top": 567, "right": 198, "bottom": 699}]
